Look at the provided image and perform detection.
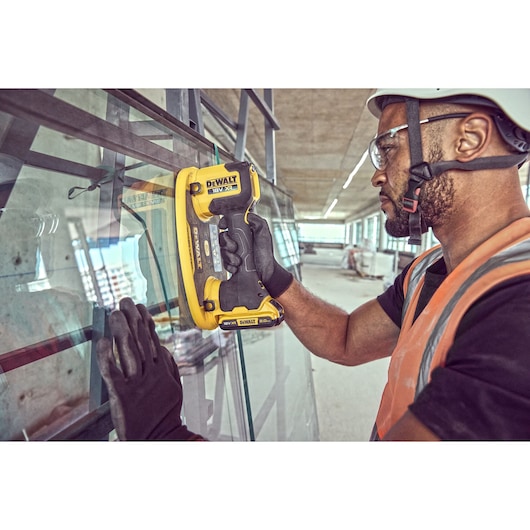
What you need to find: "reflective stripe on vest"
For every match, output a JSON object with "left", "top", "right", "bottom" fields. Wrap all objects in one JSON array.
[
  {"left": 373, "top": 217, "right": 530, "bottom": 440},
  {"left": 401, "top": 245, "right": 443, "bottom": 325}
]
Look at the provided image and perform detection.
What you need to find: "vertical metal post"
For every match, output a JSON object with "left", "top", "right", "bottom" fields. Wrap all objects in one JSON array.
[
  {"left": 166, "top": 88, "right": 204, "bottom": 134},
  {"left": 89, "top": 306, "right": 110, "bottom": 410},
  {"left": 188, "top": 89, "right": 205, "bottom": 135},
  {"left": 235, "top": 90, "right": 250, "bottom": 161},
  {"left": 165, "top": 88, "right": 197, "bottom": 176},
  {"left": 264, "top": 89, "right": 277, "bottom": 184},
  {"left": 0, "top": 89, "right": 55, "bottom": 197},
  {"left": 378, "top": 211, "right": 386, "bottom": 251},
  {"left": 88, "top": 92, "right": 128, "bottom": 411},
  {"left": 73, "top": 219, "right": 105, "bottom": 307},
  {"left": 166, "top": 89, "right": 190, "bottom": 125}
]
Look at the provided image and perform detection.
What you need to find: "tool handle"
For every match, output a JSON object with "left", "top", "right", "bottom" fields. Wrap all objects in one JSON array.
[{"left": 219, "top": 211, "right": 267, "bottom": 312}]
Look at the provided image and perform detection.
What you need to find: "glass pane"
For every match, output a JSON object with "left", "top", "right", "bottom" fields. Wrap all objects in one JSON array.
[
  {"left": 1, "top": 344, "right": 91, "bottom": 440},
  {"left": 0, "top": 89, "right": 319, "bottom": 441},
  {"left": 238, "top": 180, "right": 319, "bottom": 441}
]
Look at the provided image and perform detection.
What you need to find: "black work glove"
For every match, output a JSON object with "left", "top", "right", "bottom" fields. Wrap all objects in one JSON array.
[
  {"left": 96, "top": 297, "right": 202, "bottom": 441},
  {"left": 218, "top": 212, "right": 293, "bottom": 298}
]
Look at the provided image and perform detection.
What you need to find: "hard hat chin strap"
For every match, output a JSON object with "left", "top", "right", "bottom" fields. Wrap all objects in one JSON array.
[
  {"left": 404, "top": 99, "right": 427, "bottom": 245},
  {"left": 403, "top": 99, "right": 529, "bottom": 246}
]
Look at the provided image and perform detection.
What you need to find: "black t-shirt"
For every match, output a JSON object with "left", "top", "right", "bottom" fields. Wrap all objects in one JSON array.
[{"left": 377, "top": 258, "right": 530, "bottom": 440}]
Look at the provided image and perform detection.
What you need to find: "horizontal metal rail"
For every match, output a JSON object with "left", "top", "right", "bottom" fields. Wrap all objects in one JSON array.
[
  {"left": 244, "top": 89, "right": 281, "bottom": 130},
  {"left": 200, "top": 91, "right": 239, "bottom": 130},
  {"left": 49, "top": 402, "right": 113, "bottom": 441},
  {"left": 0, "top": 90, "right": 191, "bottom": 174},
  {"left": 106, "top": 89, "right": 237, "bottom": 163},
  {"left": 0, "top": 298, "right": 179, "bottom": 374},
  {"left": 0, "top": 327, "right": 93, "bottom": 373},
  {"left": 25, "top": 151, "right": 108, "bottom": 181}
]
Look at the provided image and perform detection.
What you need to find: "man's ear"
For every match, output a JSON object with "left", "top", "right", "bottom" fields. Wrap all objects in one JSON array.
[{"left": 455, "top": 113, "right": 493, "bottom": 162}]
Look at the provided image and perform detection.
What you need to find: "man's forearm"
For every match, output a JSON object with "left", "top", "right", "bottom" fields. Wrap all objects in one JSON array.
[
  {"left": 276, "top": 279, "right": 398, "bottom": 366},
  {"left": 276, "top": 279, "right": 353, "bottom": 364}
]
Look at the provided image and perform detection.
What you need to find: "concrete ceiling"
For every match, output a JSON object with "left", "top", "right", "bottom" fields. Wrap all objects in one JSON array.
[
  {"left": 201, "top": 89, "right": 530, "bottom": 225},
  {"left": 201, "top": 89, "right": 381, "bottom": 223}
]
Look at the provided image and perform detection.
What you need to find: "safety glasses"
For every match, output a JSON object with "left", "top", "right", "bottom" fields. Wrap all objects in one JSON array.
[{"left": 369, "top": 113, "right": 471, "bottom": 171}]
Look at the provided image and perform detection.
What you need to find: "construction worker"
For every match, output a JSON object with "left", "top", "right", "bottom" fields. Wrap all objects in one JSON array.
[{"left": 98, "top": 89, "right": 530, "bottom": 441}]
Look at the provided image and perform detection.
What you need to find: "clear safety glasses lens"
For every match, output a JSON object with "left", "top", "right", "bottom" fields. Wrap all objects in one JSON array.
[
  {"left": 368, "top": 113, "right": 472, "bottom": 171},
  {"left": 369, "top": 125, "right": 407, "bottom": 171},
  {"left": 369, "top": 136, "right": 383, "bottom": 170}
]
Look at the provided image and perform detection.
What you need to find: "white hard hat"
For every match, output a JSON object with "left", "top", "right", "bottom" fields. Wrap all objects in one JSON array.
[
  {"left": 367, "top": 88, "right": 530, "bottom": 152},
  {"left": 367, "top": 89, "right": 530, "bottom": 130}
]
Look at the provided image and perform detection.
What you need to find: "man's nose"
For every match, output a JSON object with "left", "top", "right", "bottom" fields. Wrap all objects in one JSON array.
[{"left": 371, "top": 169, "right": 386, "bottom": 188}]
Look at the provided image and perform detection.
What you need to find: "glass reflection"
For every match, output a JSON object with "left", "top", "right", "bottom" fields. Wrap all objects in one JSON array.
[{"left": 0, "top": 89, "right": 318, "bottom": 441}]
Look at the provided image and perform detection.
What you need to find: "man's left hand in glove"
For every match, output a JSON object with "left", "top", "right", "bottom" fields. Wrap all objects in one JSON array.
[{"left": 96, "top": 297, "right": 205, "bottom": 441}]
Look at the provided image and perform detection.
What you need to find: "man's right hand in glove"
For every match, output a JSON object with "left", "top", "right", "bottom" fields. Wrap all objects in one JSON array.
[{"left": 218, "top": 212, "right": 294, "bottom": 298}]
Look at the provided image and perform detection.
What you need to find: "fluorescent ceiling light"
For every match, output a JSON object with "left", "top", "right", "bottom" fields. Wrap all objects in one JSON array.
[
  {"left": 342, "top": 149, "right": 368, "bottom": 190},
  {"left": 321, "top": 149, "right": 369, "bottom": 220},
  {"left": 324, "top": 198, "right": 338, "bottom": 219}
]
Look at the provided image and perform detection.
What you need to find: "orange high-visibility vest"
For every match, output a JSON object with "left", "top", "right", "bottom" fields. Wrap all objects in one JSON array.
[{"left": 373, "top": 217, "right": 530, "bottom": 440}]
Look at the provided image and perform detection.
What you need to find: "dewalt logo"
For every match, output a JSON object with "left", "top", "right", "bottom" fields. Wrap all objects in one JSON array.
[
  {"left": 206, "top": 174, "right": 239, "bottom": 195},
  {"left": 206, "top": 175, "right": 237, "bottom": 187},
  {"left": 192, "top": 226, "right": 202, "bottom": 270},
  {"left": 238, "top": 318, "right": 258, "bottom": 326}
]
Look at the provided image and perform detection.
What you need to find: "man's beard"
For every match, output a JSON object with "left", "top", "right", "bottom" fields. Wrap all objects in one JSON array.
[
  {"left": 384, "top": 203, "right": 410, "bottom": 238},
  {"left": 384, "top": 145, "right": 455, "bottom": 239}
]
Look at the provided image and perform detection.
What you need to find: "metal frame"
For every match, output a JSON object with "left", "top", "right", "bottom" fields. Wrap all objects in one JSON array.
[
  {"left": 0, "top": 88, "right": 294, "bottom": 441},
  {"left": 199, "top": 89, "right": 280, "bottom": 183}
]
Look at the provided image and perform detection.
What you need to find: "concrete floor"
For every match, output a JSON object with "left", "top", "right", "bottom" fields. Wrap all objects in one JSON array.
[{"left": 299, "top": 249, "right": 390, "bottom": 441}]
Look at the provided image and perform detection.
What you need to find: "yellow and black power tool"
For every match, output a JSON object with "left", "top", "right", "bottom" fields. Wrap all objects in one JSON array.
[{"left": 175, "top": 160, "right": 285, "bottom": 330}]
